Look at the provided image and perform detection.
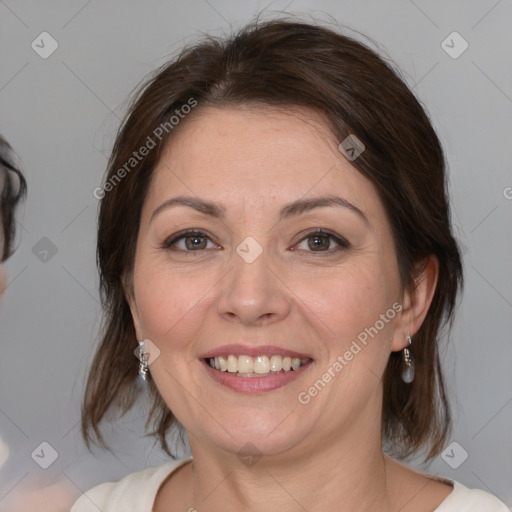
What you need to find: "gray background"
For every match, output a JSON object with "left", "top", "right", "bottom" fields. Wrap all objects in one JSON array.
[{"left": 1, "top": 0, "right": 511, "bottom": 507}]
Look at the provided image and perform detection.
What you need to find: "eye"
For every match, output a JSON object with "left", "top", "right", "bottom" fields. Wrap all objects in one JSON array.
[
  {"left": 294, "top": 229, "right": 350, "bottom": 255},
  {"left": 161, "top": 229, "right": 218, "bottom": 252},
  {"left": 161, "top": 228, "right": 349, "bottom": 255}
]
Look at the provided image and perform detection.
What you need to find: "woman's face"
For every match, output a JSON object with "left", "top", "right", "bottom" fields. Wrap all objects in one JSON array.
[{"left": 127, "top": 106, "right": 414, "bottom": 458}]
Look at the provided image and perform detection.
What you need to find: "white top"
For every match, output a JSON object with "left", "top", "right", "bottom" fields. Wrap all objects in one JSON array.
[{"left": 70, "top": 457, "right": 510, "bottom": 512}]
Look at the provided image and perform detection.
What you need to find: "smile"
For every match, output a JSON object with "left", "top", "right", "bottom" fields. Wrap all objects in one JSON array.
[
  {"left": 206, "top": 354, "right": 311, "bottom": 376},
  {"left": 200, "top": 345, "right": 314, "bottom": 393}
]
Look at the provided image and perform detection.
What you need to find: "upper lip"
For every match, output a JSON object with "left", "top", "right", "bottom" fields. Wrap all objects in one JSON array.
[{"left": 199, "top": 344, "right": 313, "bottom": 360}]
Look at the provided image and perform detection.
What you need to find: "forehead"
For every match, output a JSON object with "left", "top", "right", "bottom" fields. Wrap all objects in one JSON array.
[
  {"left": 161, "top": 105, "right": 335, "bottom": 162},
  {"left": 145, "top": 106, "right": 383, "bottom": 221}
]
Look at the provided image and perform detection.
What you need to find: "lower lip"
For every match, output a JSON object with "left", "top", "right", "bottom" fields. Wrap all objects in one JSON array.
[{"left": 201, "top": 359, "right": 313, "bottom": 393}]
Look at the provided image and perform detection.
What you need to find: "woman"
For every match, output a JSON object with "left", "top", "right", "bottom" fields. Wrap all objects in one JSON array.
[{"left": 71, "top": 19, "right": 508, "bottom": 511}]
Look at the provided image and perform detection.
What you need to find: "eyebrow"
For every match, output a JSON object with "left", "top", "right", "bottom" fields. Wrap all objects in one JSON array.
[{"left": 150, "top": 194, "right": 369, "bottom": 225}]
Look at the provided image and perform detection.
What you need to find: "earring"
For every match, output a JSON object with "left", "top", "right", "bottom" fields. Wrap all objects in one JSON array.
[
  {"left": 401, "top": 334, "right": 415, "bottom": 383},
  {"left": 138, "top": 340, "right": 149, "bottom": 381}
]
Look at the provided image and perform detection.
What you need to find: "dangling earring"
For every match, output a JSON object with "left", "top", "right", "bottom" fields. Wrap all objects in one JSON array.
[
  {"left": 138, "top": 340, "right": 149, "bottom": 381},
  {"left": 401, "top": 334, "right": 415, "bottom": 383}
]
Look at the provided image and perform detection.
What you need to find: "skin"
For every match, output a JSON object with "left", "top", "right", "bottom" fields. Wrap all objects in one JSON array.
[{"left": 126, "top": 106, "right": 453, "bottom": 511}]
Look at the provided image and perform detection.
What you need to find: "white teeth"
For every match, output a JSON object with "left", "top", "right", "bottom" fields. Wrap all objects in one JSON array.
[
  {"left": 207, "top": 354, "right": 309, "bottom": 374},
  {"left": 269, "top": 355, "right": 282, "bottom": 372},
  {"left": 237, "top": 355, "right": 253, "bottom": 373},
  {"left": 227, "top": 355, "right": 238, "bottom": 373},
  {"left": 254, "top": 356, "right": 270, "bottom": 374}
]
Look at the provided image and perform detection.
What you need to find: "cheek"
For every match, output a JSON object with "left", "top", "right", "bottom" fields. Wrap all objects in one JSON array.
[
  {"left": 296, "top": 257, "right": 398, "bottom": 344},
  {"left": 298, "top": 260, "right": 399, "bottom": 402},
  {"left": 133, "top": 260, "right": 217, "bottom": 350}
]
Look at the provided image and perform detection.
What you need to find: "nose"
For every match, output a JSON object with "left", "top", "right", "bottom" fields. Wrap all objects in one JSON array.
[{"left": 216, "top": 246, "right": 291, "bottom": 327}]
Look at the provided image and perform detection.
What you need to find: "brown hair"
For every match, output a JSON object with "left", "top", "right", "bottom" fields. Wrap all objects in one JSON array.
[
  {"left": 0, "top": 135, "right": 27, "bottom": 262},
  {"left": 82, "top": 18, "right": 463, "bottom": 461}
]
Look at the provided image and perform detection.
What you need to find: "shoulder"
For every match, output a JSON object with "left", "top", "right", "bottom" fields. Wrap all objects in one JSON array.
[
  {"left": 70, "top": 458, "right": 192, "bottom": 512},
  {"left": 435, "top": 480, "right": 510, "bottom": 511}
]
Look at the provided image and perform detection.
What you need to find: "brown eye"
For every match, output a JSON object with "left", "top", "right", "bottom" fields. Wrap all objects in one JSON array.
[
  {"left": 184, "top": 234, "right": 207, "bottom": 250},
  {"left": 308, "top": 233, "right": 331, "bottom": 251},
  {"left": 295, "top": 229, "right": 350, "bottom": 255},
  {"left": 162, "top": 230, "right": 218, "bottom": 252}
]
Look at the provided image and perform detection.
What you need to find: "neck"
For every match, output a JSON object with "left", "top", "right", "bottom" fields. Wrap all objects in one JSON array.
[{"left": 184, "top": 398, "right": 395, "bottom": 511}]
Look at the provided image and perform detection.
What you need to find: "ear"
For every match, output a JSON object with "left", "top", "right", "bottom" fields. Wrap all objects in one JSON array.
[
  {"left": 391, "top": 255, "right": 439, "bottom": 351},
  {"left": 122, "top": 273, "right": 144, "bottom": 341}
]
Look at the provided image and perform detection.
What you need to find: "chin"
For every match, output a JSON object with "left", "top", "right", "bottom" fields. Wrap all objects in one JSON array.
[{"left": 188, "top": 407, "right": 317, "bottom": 461}]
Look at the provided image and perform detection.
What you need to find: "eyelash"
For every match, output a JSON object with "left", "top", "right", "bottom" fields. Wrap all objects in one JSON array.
[{"left": 160, "top": 228, "right": 350, "bottom": 256}]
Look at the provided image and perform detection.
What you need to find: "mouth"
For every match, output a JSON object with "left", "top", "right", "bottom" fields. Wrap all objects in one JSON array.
[{"left": 199, "top": 345, "right": 314, "bottom": 393}]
